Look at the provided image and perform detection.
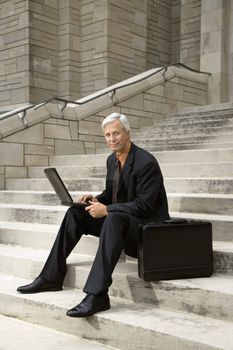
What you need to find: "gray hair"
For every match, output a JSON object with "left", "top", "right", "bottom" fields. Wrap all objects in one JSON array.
[{"left": 102, "top": 112, "right": 130, "bottom": 132}]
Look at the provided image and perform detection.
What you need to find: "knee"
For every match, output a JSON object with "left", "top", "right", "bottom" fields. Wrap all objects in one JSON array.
[
  {"left": 65, "top": 207, "right": 85, "bottom": 223},
  {"left": 103, "top": 212, "right": 129, "bottom": 232}
]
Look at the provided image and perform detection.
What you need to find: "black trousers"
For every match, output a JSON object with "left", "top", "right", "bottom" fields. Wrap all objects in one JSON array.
[{"left": 39, "top": 207, "right": 146, "bottom": 295}]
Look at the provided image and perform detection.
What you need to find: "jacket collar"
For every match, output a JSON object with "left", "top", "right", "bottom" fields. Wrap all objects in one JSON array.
[{"left": 117, "top": 142, "right": 136, "bottom": 192}]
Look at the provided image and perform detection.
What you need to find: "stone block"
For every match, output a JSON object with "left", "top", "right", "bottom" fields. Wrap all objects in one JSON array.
[
  {"left": 201, "top": 0, "right": 223, "bottom": 12},
  {"left": 69, "top": 121, "right": 78, "bottom": 139},
  {"left": 5, "top": 166, "right": 27, "bottom": 178},
  {"left": 146, "top": 85, "right": 165, "bottom": 97},
  {"left": 45, "top": 124, "right": 71, "bottom": 139},
  {"left": 0, "top": 175, "right": 4, "bottom": 189},
  {"left": 10, "top": 88, "right": 27, "bottom": 104},
  {"left": 201, "top": 31, "right": 222, "bottom": 55},
  {"left": 0, "top": 115, "right": 24, "bottom": 138},
  {"left": 165, "top": 82, "right": 184, "bottom": 100},
  {"left": 119, "top": 94, "right": 144, "bottom": 110},
  {"left": 4, "top": 124, "right": 44, "bottom": 144},
  {"left": 45, "top": 103, "right": 62, "bottom": 118},
  {"left": 57, "top": 120, "right": 69, "bottom": 126},
  {"left": 0, "top": 142, "right": 23, "bottom": 166},
  {"left": 201, "top": 8, "right": 223, "bottom": 33},
  {"left": 25, "top": 155, "right": 49, "bottom": 166},
  {"left": 79, "top": 120, "right": 102, "bottom": 136},
  {"left": 25, "top": 106, "right": 50, "bottom": 127},
  {"left": 55, "top": 140, "right": 85, "bottom": 155},
  {"left": 200, "top": 52, "right": 222, "bottom": 73},
  {"left": 25, "top": 144, "right": 54, "bottom": 156}
]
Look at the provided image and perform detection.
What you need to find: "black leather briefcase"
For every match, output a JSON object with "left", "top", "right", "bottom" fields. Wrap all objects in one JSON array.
[{"left": 138, "top": 219, "right": 213, "bottom": 281}]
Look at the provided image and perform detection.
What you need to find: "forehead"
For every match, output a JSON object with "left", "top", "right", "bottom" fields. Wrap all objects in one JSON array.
[{"left": 103, "top": 120, "right": 124, "bottom": 133}]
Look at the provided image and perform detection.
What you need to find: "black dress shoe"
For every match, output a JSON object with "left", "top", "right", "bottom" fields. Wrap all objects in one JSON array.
[
  {"left": 17, "top": 277, "right": 62, "bottom": 294},
  {"left": 66, "top": 294, "right": 110, "bottom": 318}
]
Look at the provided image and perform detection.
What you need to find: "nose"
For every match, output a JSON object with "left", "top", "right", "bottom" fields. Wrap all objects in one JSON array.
[{"left": 110, "top": 134, "right": 116, "bottom": 142}]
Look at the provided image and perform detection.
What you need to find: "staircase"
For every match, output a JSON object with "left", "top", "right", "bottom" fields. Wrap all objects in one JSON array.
[{"left": 0, "top": 104, "right": 233, "bottom": 349}]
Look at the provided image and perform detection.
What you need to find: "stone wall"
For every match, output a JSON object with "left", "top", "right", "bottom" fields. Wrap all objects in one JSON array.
[
  {"left": 29, "top": 0, "right": 59, "bottom": 102},
  {"left": 200, "top": 0, "right": 233, "bottom": 103},
  {"left": 0, "top": 0, "right": 30, "bottom": 107},
  {"left": 0, "top": 66, "right": 208, "bottom": 189},
  {"left": 3, "top": 0, "right": 232, "bottom": 107},
  {"left": 107, "top": 0, "right": 147, "bottom": 84},
  {"left": 146, "top": 0, "right": 171, "bottom": 68},
  {"left": 180, "top": 0, "right": 201, "bottom": 70}
]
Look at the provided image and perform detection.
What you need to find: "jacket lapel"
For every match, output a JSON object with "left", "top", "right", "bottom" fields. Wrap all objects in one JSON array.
[{"left": 117, "top": 143, "right": 136, "bottom": 194}]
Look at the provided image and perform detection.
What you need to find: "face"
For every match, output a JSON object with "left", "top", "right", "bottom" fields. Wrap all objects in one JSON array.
[{"left": 103, "top": 119, "right": 130, "bottom": 154}]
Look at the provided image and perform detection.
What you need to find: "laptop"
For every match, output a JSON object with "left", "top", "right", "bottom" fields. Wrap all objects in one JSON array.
[{"left": 44, "top": 167, "right": 90, "bottom": 208}]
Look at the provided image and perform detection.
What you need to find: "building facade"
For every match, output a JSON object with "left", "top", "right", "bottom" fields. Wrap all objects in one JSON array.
[{"left": 0, "top": 0, "right": 232, "bottom": 108}]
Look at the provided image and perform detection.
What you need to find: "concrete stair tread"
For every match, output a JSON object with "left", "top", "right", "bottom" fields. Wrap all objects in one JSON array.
[
  {"left": 133, "top": 126, "right": 233, "bottom": 139},
  {"left": 171, "top": 211, "right": 233, "bottom": 222},
  {"left": 1, "top": 274, "right": 233, "bottom": 350},
  {"left": 0, "top": 202, "right": 66, "bottom": 210},
  {"left": 0, "top": 315, "right": 113, "bottom": 350},
  {"left": 0, "top": 220, "right": 59, "bottom": 232},
  {"left": 168, "top": 193, "right": 233, "bottom": 199},
  {"left": 0, "top": 243, "right": 94, "bottom": 264},
  {"left": 0, "top": 242, "right": 233, "bottom": 288},
  {"left": 49, "top": 148, "right": 233, "bottom": 165}
]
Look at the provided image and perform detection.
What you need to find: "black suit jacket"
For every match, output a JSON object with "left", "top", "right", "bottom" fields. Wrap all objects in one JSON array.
[{"left": 96, "top": 143, "right": 170, "bottom": 221}]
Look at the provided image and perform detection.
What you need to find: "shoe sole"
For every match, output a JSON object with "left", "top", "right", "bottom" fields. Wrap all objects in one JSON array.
[
  {"left": 17, "top": 287, "right": 63, "bottom": 294},
  {"left": 66, "top": 304, "right": 110, "bottom": 318}
]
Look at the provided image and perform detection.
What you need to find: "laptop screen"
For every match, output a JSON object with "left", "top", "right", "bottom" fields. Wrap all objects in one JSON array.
[{"left": 44, "top": 167, "right": 73, "bottom": 204}]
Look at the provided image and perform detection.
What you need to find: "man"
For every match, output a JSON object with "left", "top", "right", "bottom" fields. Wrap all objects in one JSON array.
[{"left": 17, "top": 112, "right": 170, "bottom": 317}]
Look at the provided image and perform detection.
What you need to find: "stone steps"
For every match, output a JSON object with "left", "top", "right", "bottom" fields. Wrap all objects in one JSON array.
[
  {"left": 24, "top": 161, "right": 233, "bottom": 179},
  {"left": 0, "top": 243, "right": 233, "bottom": 320},
  {"left": 48, "top": 148, "right": 233, "bottom": 165},
  {"left": 135, "top": 141, "right": 233, "bottom": 152},
  {"left": 0, "top": 199, "right": 232, "bottom": 236},
  {"left": 165, "top": 178, "right": 233, "bottom": 194},
  {"left": 5, "top": 177, "right": 233, "bottom": 194},
  {"left": 148, "top": 113, "right": 233, "bottom": 128},
  {"left": 134, "top": 124, "right": 233, "bottom": 140},
  {"left": 0, "top": 314, "right": 113, "bottom": 350},
  {"left": 170, "top": 211, "right": 233, "bottom": 242},
  {"left": 1, "top": 274, "right": 233, "bottom": 350},
  {"left": 0, "top": 191, "right": 233, "bottom": 216},
  {"left": 135, "top": 133, "right": 233, "bottom": 147},
  {"left": 1, "top": 101, "right": 233, "bottom": 349}
]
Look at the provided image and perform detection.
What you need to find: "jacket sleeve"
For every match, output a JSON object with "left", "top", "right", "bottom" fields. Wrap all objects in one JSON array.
[{"left": 106, "top": 160, "right": 163, "bottom": 218}]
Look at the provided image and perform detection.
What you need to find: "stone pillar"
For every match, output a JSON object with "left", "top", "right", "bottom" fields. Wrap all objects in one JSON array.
[
  {"left": 58, "top": 0, "right": 81, "bottom": 100},
  {"left": 171, "top": 0, "right": 181, "bottom": 64},
  {"left": 28, "top": 1, "right": 59, "bottom": 103},
  {"left": 224, "top": 0, "right": 233, "bottom": 102},
  {"left": 79, "top": 0, "right": 108, "bottom": 97},
  {"left": 200, "top": 0, "right": 228, "bottom": 103},
  {"left": 0, "top": 0, "right": 30, "bottom": 107},
  {"left": 146, "top": 0, "right": 172, "bottom": 68},
  {"left": 180, "top": 0, "right": 201, "bottom": 70}
]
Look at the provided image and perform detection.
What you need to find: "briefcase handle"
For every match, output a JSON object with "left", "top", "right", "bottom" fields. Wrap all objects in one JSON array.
[{"left": 163, "top": 218, "right": 188, "bottom": 224}]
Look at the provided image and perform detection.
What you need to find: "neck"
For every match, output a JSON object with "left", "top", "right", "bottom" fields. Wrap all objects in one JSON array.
[{"left": 116, "top": 141, "right": 131, "bottom": 164}]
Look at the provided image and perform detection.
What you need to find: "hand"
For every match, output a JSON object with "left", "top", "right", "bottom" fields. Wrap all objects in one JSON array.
[
  {"left": 85, "top": 201, "right": 108, "bottom": 218},
  {"left": 74, "top": 194, "right": 98, "bottom": 203}
]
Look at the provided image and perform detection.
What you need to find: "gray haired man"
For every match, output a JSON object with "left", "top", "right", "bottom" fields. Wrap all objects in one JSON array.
[{"left": 17, "top": 112, "right": 170, "bottom": 317}]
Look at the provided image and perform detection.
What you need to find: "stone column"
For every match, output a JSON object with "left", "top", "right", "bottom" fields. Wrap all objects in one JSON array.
[
  {"left": 180, "top": 0, "right": 201, "bottom": 70},
  {"left": 58, "top": 0, "right": 81, "bottom": 100},
  {"left": 29, "top": 1, "right": 59, "bottom": 102},
  {"left": 200, "top": 0, "right": 228, "bottom": 103},
  {"left": 0, "top": 0, "right": 30, "bottom": 108}
]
